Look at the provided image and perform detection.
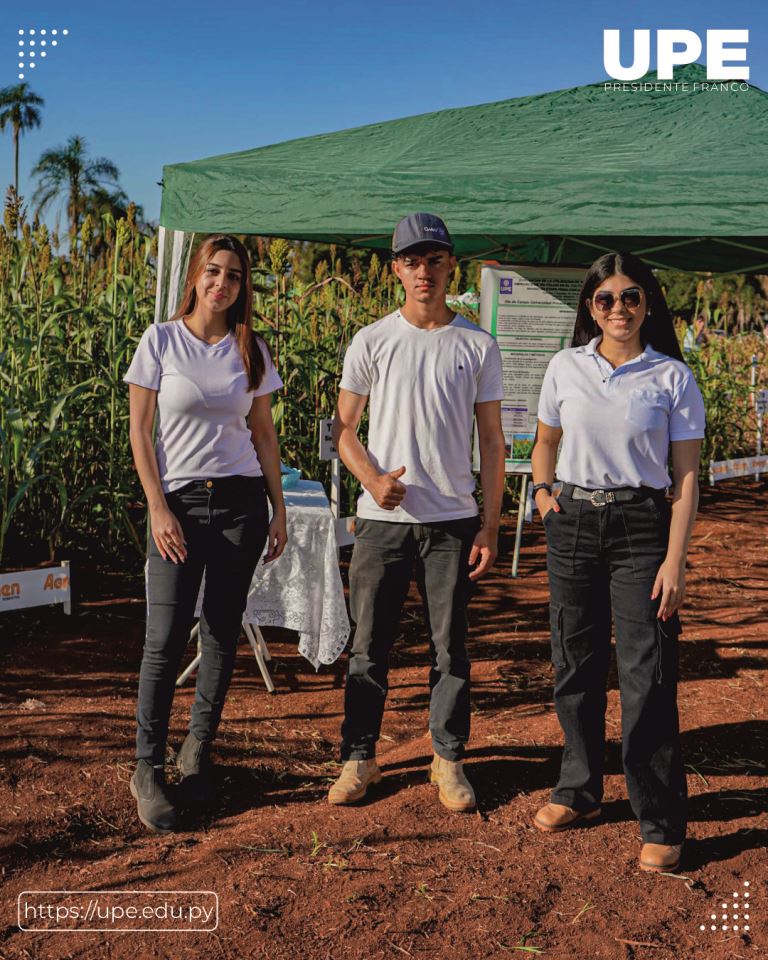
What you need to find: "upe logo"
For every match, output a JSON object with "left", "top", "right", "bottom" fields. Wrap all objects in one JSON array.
[{"left": 603, "top": 30, "right": 749, "bottom": 81}]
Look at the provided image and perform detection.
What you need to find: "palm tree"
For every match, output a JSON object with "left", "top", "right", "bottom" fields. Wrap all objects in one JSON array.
[
  {"left": 83, "top": 185, "right": 137, "bottom": 223},
  {"left": 82, "top": 187, "right": 145, "bottom": 260},
  {"left": 0, "top": 82, "right": 44, "bottom": 207},
  {"left": 31, "top": 135, "right": 121, "bottom": 238}
]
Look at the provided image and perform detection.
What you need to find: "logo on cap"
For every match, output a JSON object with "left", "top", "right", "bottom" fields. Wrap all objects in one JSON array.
[{"left": 392, "top": 213, "right": 453, "bottom": 254}]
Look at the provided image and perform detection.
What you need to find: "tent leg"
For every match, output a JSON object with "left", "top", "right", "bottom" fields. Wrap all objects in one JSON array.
[
  {"left": 511, "top": 474, "right": 528, "bottom": 578},
  {"left": 154, "top": 227, "right": 195, "bottom": 325},
  {"left": 176, "top": 623, "right": 202, "bottom": 686},
  {"left": 243, "top": 622, "right": 276, "bottom": 693}
]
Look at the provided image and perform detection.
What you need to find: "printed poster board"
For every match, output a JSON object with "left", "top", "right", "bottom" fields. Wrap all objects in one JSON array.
[{"left": 477, "top": 265, "right": 584, "bottom": 473}]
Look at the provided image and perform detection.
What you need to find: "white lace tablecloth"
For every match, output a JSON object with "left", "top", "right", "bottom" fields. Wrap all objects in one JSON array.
[{"left": 195, "top": 480, "right": 350, "bottom": 669}]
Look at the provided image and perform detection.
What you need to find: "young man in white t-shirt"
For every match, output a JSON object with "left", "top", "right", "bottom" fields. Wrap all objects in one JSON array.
[{"left": 328, "top": 213, "right": 505, "bottom": 812}]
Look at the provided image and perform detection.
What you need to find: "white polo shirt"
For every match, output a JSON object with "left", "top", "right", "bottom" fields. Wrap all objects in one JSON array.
[{"left": 537, "top": 337, "right": 705, "bottom": 490}]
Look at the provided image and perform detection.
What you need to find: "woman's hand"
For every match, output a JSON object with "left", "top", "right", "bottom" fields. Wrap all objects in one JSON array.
[
  {"left": 150, "top": 503, "right": 187, "bottom": 563},
  {"left": 651, "top": 557, "right": 686, "bottom": 620},
  {"left": 535, "top": 489, "right": 561, "bottom": 521},
  {"left": 264, "top": 511, "right": 288, "bottom": 563}
]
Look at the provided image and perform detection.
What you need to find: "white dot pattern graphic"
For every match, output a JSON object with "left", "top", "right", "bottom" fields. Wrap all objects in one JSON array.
[
  {"left": 13, "top": 27, "right": 69, "bottom": 76},
  {"left": 701, "top": 882, "right": 753, "bottom": 938}
]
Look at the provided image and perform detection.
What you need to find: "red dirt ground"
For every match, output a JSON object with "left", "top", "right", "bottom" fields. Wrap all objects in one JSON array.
[{"left": 0, "top": 481, "right": 765, "bottom": 960}]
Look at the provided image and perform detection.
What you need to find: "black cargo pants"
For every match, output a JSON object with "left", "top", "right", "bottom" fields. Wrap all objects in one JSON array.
[{"left": 544, "top": 490, "right": 687, "bottom": 845}]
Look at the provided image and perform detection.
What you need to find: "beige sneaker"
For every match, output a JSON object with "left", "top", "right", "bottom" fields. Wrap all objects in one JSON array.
[
  {"left": 327, "top": 759, "right": 382, "bottom": 805},
  {"left": 429, "top": 755, "right": 476, "bottom": 812}
]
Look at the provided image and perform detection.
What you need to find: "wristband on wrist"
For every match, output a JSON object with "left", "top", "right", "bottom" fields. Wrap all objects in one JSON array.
[{"left": 531, "top": 482, "right": 552, "bottom": 498}]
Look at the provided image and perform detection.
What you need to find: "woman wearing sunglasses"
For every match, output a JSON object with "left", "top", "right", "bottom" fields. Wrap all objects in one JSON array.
[{"left": 530, "top": 251, "right": 705, "bottom": 873}]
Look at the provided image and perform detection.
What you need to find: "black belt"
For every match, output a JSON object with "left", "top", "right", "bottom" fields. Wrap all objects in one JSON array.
[
  {"left": 560, "top": 483, "right": 664, "bottom": 507},
  {"left": 170, "top": 475, "right": 265, "bottom": 495}
]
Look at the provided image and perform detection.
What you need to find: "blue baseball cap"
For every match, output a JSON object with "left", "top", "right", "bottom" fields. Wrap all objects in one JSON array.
[{"left": 392, "top": 212, "right": 453, "bottom": 254}]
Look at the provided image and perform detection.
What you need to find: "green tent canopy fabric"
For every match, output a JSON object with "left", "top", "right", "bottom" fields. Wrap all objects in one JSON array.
[{"left": 160, "top": 65, "right": 768, "bottom": 274}]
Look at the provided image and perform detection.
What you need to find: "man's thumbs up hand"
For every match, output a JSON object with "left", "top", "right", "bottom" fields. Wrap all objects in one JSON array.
[{"left": 367, "top": 466, "right": 407, "bottom": 510}]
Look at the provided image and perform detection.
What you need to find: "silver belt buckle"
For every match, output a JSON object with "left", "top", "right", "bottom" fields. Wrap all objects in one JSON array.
[{"left": 589, "top": 489, "right": 615, "bottom": 507}]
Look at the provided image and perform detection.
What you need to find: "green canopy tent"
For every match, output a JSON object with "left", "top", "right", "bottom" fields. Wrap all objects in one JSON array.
[{"left": 155, "top": 63, "right": 768, "bottom": 320}]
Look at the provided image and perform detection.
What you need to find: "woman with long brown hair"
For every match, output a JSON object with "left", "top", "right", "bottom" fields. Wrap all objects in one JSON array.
[{"left": 124, "top": 235, "right": 286, "bottom": 833}]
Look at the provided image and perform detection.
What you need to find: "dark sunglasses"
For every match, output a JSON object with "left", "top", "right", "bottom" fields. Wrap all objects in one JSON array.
[{"left": 591, "top": 287, "right": 643, "bottom": 312}]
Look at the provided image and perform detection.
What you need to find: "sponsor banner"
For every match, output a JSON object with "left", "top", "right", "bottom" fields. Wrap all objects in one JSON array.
[
  {"left": 709, "top": 456, "right": 768, "bottom": 483},
  {"left": 0, "top": 563, "right": 71, "bottom": 613}
]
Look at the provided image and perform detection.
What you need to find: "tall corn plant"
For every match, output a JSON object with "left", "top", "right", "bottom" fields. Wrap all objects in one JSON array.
[
  {"left": 676, "top": 324, "right": 766, "bottom": 469},
  {"left": 2, "top": 206, "right": 764, "bottom": 570},
  {"left": 0, "top": 193, "right": 153, "bottom": 568}
]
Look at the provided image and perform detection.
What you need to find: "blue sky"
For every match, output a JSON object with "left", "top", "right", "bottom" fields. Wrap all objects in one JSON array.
[{"left": 5, "top": 0, "right": 767, "bottom": 226}]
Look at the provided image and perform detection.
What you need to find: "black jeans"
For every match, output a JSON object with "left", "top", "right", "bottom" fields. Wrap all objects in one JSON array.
[
  {"left": 136, "top": 476, "right": 269, "bottom": 764},
  {"left": 341, "top": 516, "right": 481, "bottom": 762},
  {"left": 544, "top": 491, "right": 687, "bottom": 845}
]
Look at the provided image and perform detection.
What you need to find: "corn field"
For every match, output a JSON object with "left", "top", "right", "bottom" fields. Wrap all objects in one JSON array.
[{"left": 0, "top": 195, "right": 765, "bottom": 571}]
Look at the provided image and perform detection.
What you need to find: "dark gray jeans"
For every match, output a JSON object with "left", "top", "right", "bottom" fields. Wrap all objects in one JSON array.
[
  {"left": 544, "top": 490, "right": 687, "bottom": 845},
  {"left": 341, "top": 515, "right": 481, "bottom": 763},
  {"left": 136, "top": 476, "right": 269, "bottom": 764}
]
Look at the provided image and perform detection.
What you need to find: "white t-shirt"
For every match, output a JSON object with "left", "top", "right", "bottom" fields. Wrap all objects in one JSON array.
[
  {"left": 340, "top": 310, "right": 504, "bottom": 522},
  {"left": 124, "top": 320, "right": 282, "bottom": 491},
  {"left": 537, "top": 336, "right": 705, "bottom": 489}
]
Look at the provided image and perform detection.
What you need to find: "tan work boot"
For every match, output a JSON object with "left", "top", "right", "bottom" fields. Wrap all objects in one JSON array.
[
  {"left": 429, "top": 755, "right": 476, "bottom": 812},
  {"left": 533, "top": 802, "right": 601, "bottom": 833},
  {"left": 639, "top": 843, "right": 682, "bottom": 873},
  {"left": 327, "top": 759, "right": 382, "bottom": 805}
]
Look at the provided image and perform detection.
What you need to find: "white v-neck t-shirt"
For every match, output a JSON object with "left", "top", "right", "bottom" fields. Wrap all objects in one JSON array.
[
  {"left": 124, "top": 320, "right": 282, "bottom": 491},
  {"left": 537, "top": 336, "right": 705, "bottom": 490},
  {"left": 340, "top": 310, "right": 504, "bottom": 522}
]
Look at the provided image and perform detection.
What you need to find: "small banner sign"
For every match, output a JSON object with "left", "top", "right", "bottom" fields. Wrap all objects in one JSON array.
[
  {"left": 0, "top": 562, "right": 71, "bottom": 614},
  {"left": 709, "top": 456, "right": 768, "bottom": 484},
  {"left": 318, "top": 418, "right": 339, "bottom": 461}
]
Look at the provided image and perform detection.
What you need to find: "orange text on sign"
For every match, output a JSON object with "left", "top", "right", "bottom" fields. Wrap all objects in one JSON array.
[{"left": 44, "top": 574, "right": 69, "bottom": 590}]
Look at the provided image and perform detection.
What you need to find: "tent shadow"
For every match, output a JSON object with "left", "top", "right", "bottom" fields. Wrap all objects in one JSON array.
[
  {"left": 688, "top": 787, "right": 767, "bottom": 823},
  {"left": 186, "top": 763, "right": 331, "bottom": 823},
  {"left": 683, "top": 825, "right": 768, "bottom": 869}
]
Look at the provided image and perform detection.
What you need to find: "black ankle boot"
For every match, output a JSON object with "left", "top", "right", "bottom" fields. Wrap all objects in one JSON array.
[
  {"left": 130, "top": 760, "right": 179, "bottom": 834},
  {"left": 176, "top": 732, "right": 213, "bottom": 812}
]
